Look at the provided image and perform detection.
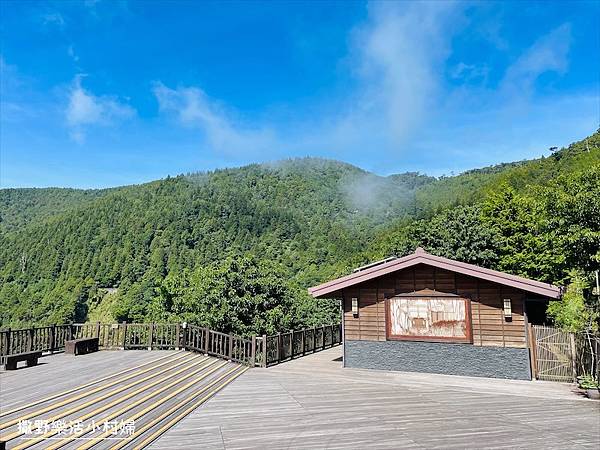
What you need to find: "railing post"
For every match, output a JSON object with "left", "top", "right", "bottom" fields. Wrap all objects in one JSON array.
[
  {"left": 251, "top": 335, "right": 256, "bottom": 367},
  {"left": 322, "top": 325, "right": 326, "bottom": 351},
  {"left": 228, "top": 334, "right": 234, "bottom": 361},
  {"left": 6, "top": 328, "right": 11, "bottom": 356},
  {"left": 181, "top": 323, "right": 187, "bottom": 351},
  {"left": 28, "top": 327, "right": 34, "bottom": 352},
  {"left": 122, "top": 322, "right": 127, "bottom": 349},
  {"left": 204, "top": 328, "right": 209, "bottom": 355},
  {"left": 291, "top": 330, "right": 295, "bottom": 358},
  {"left": 301, "top": 328, "right": 305, "bottom": 356},
  {"left": 312, "top": 327, "right": 316, "bottom": 353},
  {"left": 277, "top": 332, "right": 282, "bottom": 364},
  {"left": 50, "top": 324, "right": 56, "bottom": 353},
  {"left": 148, "top": 323, "right": 154, "bottom": 351},
  {"left": 528, "top": 325, "right": 538, "bottom": 380},
  {"left": 262, "top": 334, "right": 267, "bottom": 367},
  {"left": 569, "top": 332, "right": 577, "bottom": 382},
  {"left": 96, "top": 321, "right": 101, "bottom": 340},
  {"left": 175, "top": 323, "right": 181, "bottom": 351}
]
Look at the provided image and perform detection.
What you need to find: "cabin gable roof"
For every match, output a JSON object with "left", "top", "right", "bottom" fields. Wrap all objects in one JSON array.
[{"left": 308, "top": 248, "right": 561, "bottom": 299}]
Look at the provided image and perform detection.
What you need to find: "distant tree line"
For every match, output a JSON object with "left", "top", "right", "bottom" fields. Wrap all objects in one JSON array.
[{"left": 0, "top": 133, "right": 598, "bottom": 335}]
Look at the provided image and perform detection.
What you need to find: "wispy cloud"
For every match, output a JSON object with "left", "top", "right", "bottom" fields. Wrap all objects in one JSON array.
[
  {"left": 66, "top": 75, "right": 135, "bottom": 143},
  {"left": 153, "top": 2, "right": 462, "bottom": 159},
  {"left": 450, "top": 62, "right": 489, "bottom": 84},
  {"left": 502, "top": 23, "right": 572, "bottom": 94},
  {"left": 67, "top": 45, "right": 80, "bottom": 63},
  {"left": 152, "top": 82, "right": 277, "bottom": 156},
  {"left": 349, "top": 2, "right": 459, "bottom": 141},
  {"left": 42, "top": 12, "right": 65, "bottom": 28}
]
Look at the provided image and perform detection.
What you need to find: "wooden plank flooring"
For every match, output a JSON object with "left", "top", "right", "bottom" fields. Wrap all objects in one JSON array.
[
  {"left": 0, "top": 350, "right": 245, "bottom": 449},
  {"left": 150, "top": 347, "right": 600, "bottom": 449}
]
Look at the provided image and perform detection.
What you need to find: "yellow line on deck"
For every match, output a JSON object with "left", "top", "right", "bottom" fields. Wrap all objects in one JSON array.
[
  {"left": 114, "top": 365, "right": 248, "bottom": 450},
  {"left": 0, "top": 351, "right": 191, "bottom": 430},
  {"left": 55, "top": 361, "right": 227, "bottom": 450},
  {"left": 0, "top": 354, "right": 205, "bottom": 443},
  {"left": 0, "top": 350, "right": 184, "bottom": 418},
  {"left": 47, "top": 360, "right": 230, "bottom": 450},
  {"left": 11, "top": 357, "right": 223, "bottom": 450}
]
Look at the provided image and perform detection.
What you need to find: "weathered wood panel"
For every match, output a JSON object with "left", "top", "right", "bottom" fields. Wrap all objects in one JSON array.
[{"left": 342, "top": 264, "right": 530, "bottom": 348}]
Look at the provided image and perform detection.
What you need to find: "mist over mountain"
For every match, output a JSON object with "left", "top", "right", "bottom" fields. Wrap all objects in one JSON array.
[{"left": 0, "top": 132, "right": 598, "bottom": 331}]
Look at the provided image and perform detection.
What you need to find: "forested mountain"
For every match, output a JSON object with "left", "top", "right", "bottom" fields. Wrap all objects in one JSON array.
[
  {"left": 1, "top": 133, "right": 599, "bottom": 334},
  {"left": 0, "top": 187, "right": 112, "bottom": 231}
]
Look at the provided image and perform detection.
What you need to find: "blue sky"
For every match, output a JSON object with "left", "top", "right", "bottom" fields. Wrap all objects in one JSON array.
[{"left": 1, "top": 0, "right": 599, "bottom": 188}]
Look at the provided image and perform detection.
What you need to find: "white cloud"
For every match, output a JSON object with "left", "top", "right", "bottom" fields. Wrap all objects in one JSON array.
[
  {"left": 153, "top": 82, "right": 277, "bottom": 156},
  {"left": 67, "top": 45, "right": 80, "bottom": 63},
  {"left": 42, "top": 12, "right": 65, "bottom": 28},
  {"left": 66, "top": 75, "right": 135, "bottom": 143},
  {"left": 450, "top": 62, "right": 489, "bottom": 83},
  {"left": 150, "top": 5, "right": 593, "bottom": 175},
  {"left": 502, "top": 23, "right": 572, "bottom": 93},
  {"left": 349, "top": 2, "right": 458, "bottom": 141},
  {"left": 153, "top": 2, "right": 461, "bottom": 158}
]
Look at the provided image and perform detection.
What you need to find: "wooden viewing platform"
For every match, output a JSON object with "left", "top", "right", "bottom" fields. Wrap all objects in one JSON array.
[
  {"left": 151, "top": 347, "right": 600, "bottom": 449},
  {"left": 0, "top": 322, "right": 341, "bottom": 449},
  {"left": 0, "top": 350, "right": 246, "bottom": 449},
  {"left": 1, "top": 332, "right": 598, "bottom": 448}
]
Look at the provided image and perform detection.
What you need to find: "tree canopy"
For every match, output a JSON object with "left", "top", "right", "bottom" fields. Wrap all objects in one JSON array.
[{"left": 1, "top": 132, "right": 598, "bottom": 333}]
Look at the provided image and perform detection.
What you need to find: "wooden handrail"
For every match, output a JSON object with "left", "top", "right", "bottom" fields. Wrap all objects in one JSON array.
[{"left": 0, "top": 322, "right": 342, "bottom": 368}]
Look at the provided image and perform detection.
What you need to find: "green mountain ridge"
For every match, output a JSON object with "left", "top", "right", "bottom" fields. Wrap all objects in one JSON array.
[{"left": 1, "top": 132, "right": 598, "bottom": 331}]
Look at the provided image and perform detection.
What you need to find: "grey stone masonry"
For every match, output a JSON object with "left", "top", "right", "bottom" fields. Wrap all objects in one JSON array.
[{"left": 344, "top": 340, "right": 532, "bottom": 380}]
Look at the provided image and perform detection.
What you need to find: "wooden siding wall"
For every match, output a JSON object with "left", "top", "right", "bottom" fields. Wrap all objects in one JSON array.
[{"left": 342, "top": 264, "right": 527, "bottom": 348}]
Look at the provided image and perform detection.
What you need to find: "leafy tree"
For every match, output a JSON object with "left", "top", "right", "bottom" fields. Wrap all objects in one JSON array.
[
  {"left": 147, "top": 256, "right": 325, "bottom": 336},
  {"left": 547, "top": 271, "right": 597, "bottom": 332},
  {"left": 0, "top": 132, "right": 598, "bottom": 333}
]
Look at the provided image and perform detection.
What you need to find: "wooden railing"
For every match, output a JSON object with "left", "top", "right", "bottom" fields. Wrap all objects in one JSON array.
[
  {"left": 257, "top": 324, "right": 342, "bottom": 367},
  {"left": 1, "top": 322, "right": 339, "bottom": 367},
  {"left": 530, "top": 325, "right": 600, "bottom": 383},
  {"left": 0, "top": 324, "right": 71, "bottom": 360},
  {"left": 185, "top": 325, "right": 256, "bottom": 366}
]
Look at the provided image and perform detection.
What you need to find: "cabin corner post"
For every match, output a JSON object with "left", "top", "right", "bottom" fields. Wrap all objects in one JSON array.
[{"left": 340, "top": 298, "right": 346, "bottom": 368}]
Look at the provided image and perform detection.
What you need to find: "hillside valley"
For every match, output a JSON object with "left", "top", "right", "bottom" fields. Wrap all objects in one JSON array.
[{"left": 1, "top": 132, "right": 599, "bottom": 334}]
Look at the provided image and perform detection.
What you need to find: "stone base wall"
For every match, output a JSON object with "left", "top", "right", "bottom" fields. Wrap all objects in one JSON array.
[{"left": 344, "top": 340, "right": 532, "bottom": 380}]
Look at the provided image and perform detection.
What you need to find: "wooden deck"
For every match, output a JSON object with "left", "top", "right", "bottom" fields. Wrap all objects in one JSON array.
[
  {"left": 0, "top": 350, "right": 245, "bottom": 449},
  {"left": 150, "top": 346, "right": 600, "bottom": 449},
  {"left": 1, "top": 348, "right": 598, "bottom": 449}
]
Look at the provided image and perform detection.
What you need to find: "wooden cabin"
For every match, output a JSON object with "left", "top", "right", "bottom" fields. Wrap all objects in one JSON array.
[{"left": 309, "top": 248, "right": 561, "bottom": 380}]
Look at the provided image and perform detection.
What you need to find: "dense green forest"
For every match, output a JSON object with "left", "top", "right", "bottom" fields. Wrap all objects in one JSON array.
[{"left": 1, "top": 132, "right": 598, "bottom": 335}]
